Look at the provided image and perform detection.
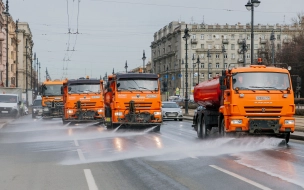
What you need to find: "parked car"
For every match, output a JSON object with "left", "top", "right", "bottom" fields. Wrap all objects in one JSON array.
[
  {"left": 32, "top": 99, "right": 42, "bottom": 118},
  {"left": 161, "top": 101, "right": 183, "bottom": 121}
]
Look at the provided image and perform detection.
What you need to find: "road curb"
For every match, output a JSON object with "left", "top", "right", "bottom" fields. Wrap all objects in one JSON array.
[{"left": 183, "top": 116, "right": 304, "bottom": 141}]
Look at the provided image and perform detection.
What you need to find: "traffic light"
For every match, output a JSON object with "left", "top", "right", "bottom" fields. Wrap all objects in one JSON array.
[{"left": 162, "top": 81, "right": 168, "bottom": 92}]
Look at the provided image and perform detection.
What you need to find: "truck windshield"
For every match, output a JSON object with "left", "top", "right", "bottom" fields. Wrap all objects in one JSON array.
[
  {"left": 0, "top": 95, "right": 17, "bottom": 103},
  {"left": 68, "top": 84, "right": 100, "bottom": 93},
  {"left": 43, "top": 85, "right": 62, "bottom": 96},
  {"left": 117, "top": 79, "right": 158, "bottom": 91},
  {"left": 232, "top": 72, "right": 291, "bottom": 90}
]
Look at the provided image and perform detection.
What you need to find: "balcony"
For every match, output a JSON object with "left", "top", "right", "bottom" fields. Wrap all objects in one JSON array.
[
  {"left": 258, "top": 48, "right": 268, "bottom": 53},
  {"left": 260, "top": 39, "right": 268, "bottom": 44},
  {"left": 283, "top": 39, "right": 291, "bottom": 44},
  {"left": 222, "top": 39, "right": 229, "bottom": 44},
  {"left": 238, "top": 58, "right": 244, "bottom": 63},
  {"left": 238, "top": 39, "right": 245, "bottom": 44},
  {"left": 191, "top": 39, "right": 198, "bottom": 44}
]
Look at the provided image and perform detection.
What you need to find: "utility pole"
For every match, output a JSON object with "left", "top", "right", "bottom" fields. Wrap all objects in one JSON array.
[
  {"left": 196, "top": 56, "right": 200, "bottom": 84},
  {"left": 15, "top": 19, "right": 19, "bottom": 87},
  {"left": 270, "top": 30, "right": 276, "bottom": 65},
  {"left": 222, "top": 44, "right": 226, "bottom": 70},
  {"left": 39, "top": 61, "right": 41, "bottom": 88},
  {"left": 30, "top": 47, "right": 33, "bottom": 89},
  {"left": 124, "top": 60, "right": 128, "bottom": 73},
  {"left": 36, "top": 57, "right": 39, "bottom": 94},
  {"left": 4, "top": 0, "right": 9, "bottom": 87},
  {"left": 166, "top": 66, "right": 168, "bottom": 101},
  {"left": 192, "top": 54, "right": 195, "bottom": 87},
  {"left": 207, "top": 49, "right": 211, "bottom": 80},
  {"left": 33, "top": 53, "right": 36, "bottom": 94},
  {"left": 112, "top": 68, "right": 114, "bottom": 75},
  {"left": 241, "top": 39, "right": 248, "bottom": 67},
  {"left": 142, "top": 50, "right": 146, "bottom": 73},
  {"left": 25, "top": 39, "right": 28, "bottom": 106}
]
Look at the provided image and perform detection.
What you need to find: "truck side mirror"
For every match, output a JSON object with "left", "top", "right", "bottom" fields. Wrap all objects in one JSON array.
[{"left": 220, "top": 76, "right": 227, "bottom": 90}]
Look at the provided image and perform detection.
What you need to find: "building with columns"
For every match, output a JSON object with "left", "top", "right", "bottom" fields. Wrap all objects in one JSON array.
[{"left": 151, "top": 21, "right": 296, "bottom": 98}]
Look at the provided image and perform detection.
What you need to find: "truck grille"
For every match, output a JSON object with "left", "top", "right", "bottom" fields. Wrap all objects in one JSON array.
[
  {"left": 0, "top": 107, "right": 12, "bottom": 112},
  {"left": 45, "top": 101, "right": 63, "bottom": 107},
  {"left": 75, "top": 102, "right": 96, "bottom": 108},
  {"left": 244, "top": 106, "right": 282, "bottom": 114},
  {"left": 124, "top": 102, "right": 152, "bottom": 109}
]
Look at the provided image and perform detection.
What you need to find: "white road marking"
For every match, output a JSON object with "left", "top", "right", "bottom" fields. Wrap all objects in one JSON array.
[
  {"left": 209, "top": 165, "right": 272, "bottom": 190},
  {"left": 84, "top": 169, "right": 99, "bottom": 190},
  {"left": 77, "top": 149, "right": 86, "bottom": 162},
  {"left": 74, "top": 139, "right": 79, "bottom": 147}
]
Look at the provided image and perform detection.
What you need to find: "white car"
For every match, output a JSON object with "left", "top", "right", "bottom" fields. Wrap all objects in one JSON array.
[{"left": 161, "top": 101, "right": 183, "bottom": 121}]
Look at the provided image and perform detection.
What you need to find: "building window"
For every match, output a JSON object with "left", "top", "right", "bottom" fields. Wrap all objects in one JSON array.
[
  {"left": 201, "top": 44, "right": 204, "bottom": 49},
  {"left": 231, "top": 44, "right": 235, "bottom": 50},
  {"left": 223, "top": 35, "right": 227, "bottom": 39},
  {"left": 224, "top": 63, "right": 227, "bottom": 69},
  {"left": 192, "top": 34, "right": 196, "bottom": 39},
  {"left": 239, "top": 34, "right": 243, "bottom": 39},
  {"left": 208, "top": 34, "right": 212, "bottom": 40},
  {"left": 246, "top": 53, "right": 250, "bottom": 58},
  {"left": 254, "top": 34, "right": 259, "bottom": 40},
  {"left": 208, "top": 63, "right": 212, "bottom": 68},
  {"left": 201, "top": 73, "right": 205, "bottom": 78},
  {"left": 254, "top": 54, "right": 258, "bottom": 58},
  {"left": 277, "top": 44, "right": 281, "bottom": 50},
  {"left": 224, "top": 54, "right": 228, "bottom": 58},
  {"left": 231, "top": 34, "right": 235, "bottom": 39},
  {"left": 224, "top": 44, "right": 228, "bottom": 49},
  {"left": 231, "top": 53, "right": 235, "bottom": 59},
  {"left": 201, "top": 34, "right": 204, "bottom": 39},
  {"left": 247, "top": 34, "right": 250, "bottom": 40},
  {"left": 254, "top": 44, "right": 258, "bottom": 49},
  {"left": 216, "top": 73, "right": 220, "bottom": 76},
  {"left": 277, "top": 35, "right": 281, "bottom": 40},
  {"left": 208, "top": 44, "right": 212, "bottom": 49},
  {"left": 216, "top": 63, "right": 219, "bottom": 68},
  {"left": 201, "top": 54, "right": 205, "bottom": 58},
  {"left": 201, "top": 63, "right": 204, "bottom": 68},
  {"left": 192, "top": 44, "right": 196, "bottom": 49},
  {"left": 284, "top": 35, "right": 288, "bottom": 39},
  {"left": 216, "top": 54, "right": 220, "bottom": 58},
  {"left": 215, "top": 45, "right": 220, "bottom": 49},
  {"left": 247, "top": 44, "right": 250, "bottom": 49},
  {"left": 215, "top": 35, "right": 220, "bottom": 39},
  {"left": 209, "top": 73, "right": 212, "bottom": 78}
]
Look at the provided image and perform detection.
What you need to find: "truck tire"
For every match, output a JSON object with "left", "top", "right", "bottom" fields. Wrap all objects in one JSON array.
[
  {"left": 219, "top": 119, "right": 226, "bottom": 136},
  {"left": 197, "top": 116, "right": 202, "bottom": 138},
  {"left": 201, "top": 117, "right": 208, "bottom": 138},
  {"left": 285, "top": 132, "right": 290, "bottom": 144}
]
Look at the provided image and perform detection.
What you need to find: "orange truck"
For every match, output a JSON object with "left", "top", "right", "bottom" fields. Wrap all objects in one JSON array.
[
  {"left": 41, "top": 79, "right": 64, "bottom": 118},
  {"left": 104, "top": 73, "right": 162, "bottom": 131},
  {"left": 62, "top": 77, "right": 104, "bottom": 123},
  {"left": 193, "top": 64, "right": 295, "bottom": 143}
]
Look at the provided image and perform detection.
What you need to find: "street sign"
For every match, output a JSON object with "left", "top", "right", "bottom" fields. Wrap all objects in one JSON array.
[
  {"left": 165, "top": 75, "right": 168, "bottom": 79},
  {"left": 172, "top": 76, "right": 175, "bottom": 80},
  {"left": 178, "top": 74, "right": 182, "bottom": 78}
]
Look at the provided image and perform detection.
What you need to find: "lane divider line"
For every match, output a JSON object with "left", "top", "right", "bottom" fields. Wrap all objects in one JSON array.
[
  {"left": 77, "top": 149, "right": 86, "bottom": 163},
  {"left": 74, "top": 139, "right": 79, "bottom": 147},
  {"left": 209, "top": 165, "right": 272, "bottom": 190},
  {"left": 84, "top": 169, "right": 99, "bottom": 190}
]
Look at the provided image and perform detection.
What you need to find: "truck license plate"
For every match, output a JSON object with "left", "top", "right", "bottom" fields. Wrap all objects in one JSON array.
[
  {"left": 105, "top": 117, "right": 111, "bottom": 122},
  {"left": 1, "top": 111, "right": 8, "bottom": 113}
]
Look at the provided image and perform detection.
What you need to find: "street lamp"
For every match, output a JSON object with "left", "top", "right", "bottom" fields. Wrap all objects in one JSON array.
[
  {"left": 125, "top": 60, "right": 128, "bottom": 73},
  {"left": 25, "top": 39, "right": 28, "bottom": 106},
  {"left": 15, "top": 19, "right": 19, "bottom": 87},
  {"left": 245, "top": 0, "right": 261, "bottom": 64},
  {"left": 222, "top": 44, "right": 226, "bottom": 70},
  {"left": 270, "top": 30, "right": 276, "bottom": 65},
  {"left": 207, "top": 49, "right": 211, "bottom": 80},
  {"left": 142, "top": 50, "right": 146, "bottom": 73},
  {"left": 182, "top": 24, "right": 190, "bottom": 115},
  {"left": 192, "top": 54, "right": 195, "bottom": 87},
  {"left": 166, "top": 65, "right": 168, "bottom": 101},
  {"left": 196, "top": 56, "right": 200, "bottom": 84},
  {"left": 112, "top": 68, "right": 115, "bottom": 75},
  {"left": 4, "top": 0, "right": 9, "bottom": 87}
]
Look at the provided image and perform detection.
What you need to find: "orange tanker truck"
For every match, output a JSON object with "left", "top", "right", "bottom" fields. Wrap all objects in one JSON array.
[
  {"left": 41, "top": 79, "right": 64, "bottom": 118},
  {"left": 104, "top": 73, "right": 162, "bottom": 131},
  {"left": 193, "top": 64, "right": 295, "bottom": 143},
  {"left": 62, "top": 77, "right": 104, "bottom": 124}
]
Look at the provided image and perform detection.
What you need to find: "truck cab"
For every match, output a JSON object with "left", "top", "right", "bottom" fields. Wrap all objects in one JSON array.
[
  {"left": 41, "top": 79, "right": 64, "bottom": 118},
  {"left": 104, "top": 73, "right": 162, "bottom": 131},
  {"left": 62, "top": 77, "right": 104, "bottom": 123}
]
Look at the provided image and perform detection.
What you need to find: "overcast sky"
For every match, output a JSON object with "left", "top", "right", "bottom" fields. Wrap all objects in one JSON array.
[{"left": 9, "top": 0, "right": 304, "bottom": 80}]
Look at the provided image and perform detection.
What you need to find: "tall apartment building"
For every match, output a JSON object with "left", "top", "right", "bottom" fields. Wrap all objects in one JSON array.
[{"left": 151, "top": 21, "right": 296, "bottom": 98}]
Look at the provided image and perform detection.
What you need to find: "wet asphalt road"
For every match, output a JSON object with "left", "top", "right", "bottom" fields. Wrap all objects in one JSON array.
[{"left": 0, "top": 115, "right": 304, "bottom": 190}]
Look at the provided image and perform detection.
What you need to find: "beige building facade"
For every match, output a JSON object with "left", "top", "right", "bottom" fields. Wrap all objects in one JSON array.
[{"left": 151, "top": 21, "right": 296, "bottom": 98}]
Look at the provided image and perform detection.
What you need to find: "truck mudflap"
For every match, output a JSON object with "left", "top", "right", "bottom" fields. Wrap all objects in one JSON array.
[{"left": 248, "top": 119, "right": 281, "bottom": 134}]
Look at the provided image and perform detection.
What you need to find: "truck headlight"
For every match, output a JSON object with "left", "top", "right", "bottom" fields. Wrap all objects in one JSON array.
[
  {"left": 231, "top": 120, "right": 242, "bottom": 124},
  {"left": 154, "top": 112, "right": 161, "bottom": 115},
  {"left": 67, "top": 110, "right": 74, "bottom": 114},
  {"left": 285, "top": 120, "right": 294, "bottom": 124},
  {"left": 115, "top": 112, "right": 123, "bottom": 116},
  {"left": 97, "top": 109, "right": 103, "bottom": 113}
]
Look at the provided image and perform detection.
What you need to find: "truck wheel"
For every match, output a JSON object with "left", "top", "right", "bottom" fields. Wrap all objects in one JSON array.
[
  {"left": 219, "top": 119, "right": 226, "bottom": 136},
  {"left": 197, "top": 117, "right": 202, "bottom": 138},
  {"left": 285, "top": 132, "right": 290, "bottom": 144},
  {"left": 201, "top": 118, "right": 208, "bottom": 138}
]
